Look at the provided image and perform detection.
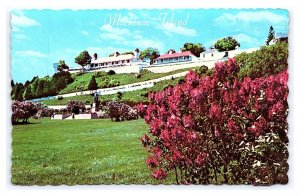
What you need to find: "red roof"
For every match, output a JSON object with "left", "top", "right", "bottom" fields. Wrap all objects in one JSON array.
[{"left": 155, "top": 51, "right": 195, "bottom": 60}]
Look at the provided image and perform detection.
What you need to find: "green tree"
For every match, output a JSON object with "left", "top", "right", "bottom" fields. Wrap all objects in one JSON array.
[
  {"left": 140, "top": 48, "right": 160, "bottom": 64},
  {"left": 167, "top": 49, "right": 176, "bottom": 54},
  {"left": 122, "top": 51, "right": 134, "bottom": 55},
  {"left": 57, "top": 60, "right": 69, "bottom": 72},
  {"left": 214, "top": 37, "right": 240, "bottom": 52},
  {"left": 36, "top": 79, "right": 45, "bottom": 98},
  {"left": 23, "top": 85, "right": 33, "bottom": 100},
  {"left": 75, "top": 50, "right": 92, "bottom": 73},
  {"left": 181, "top": 43, "right": 205, "bottom": 57},
  {"left": 11, "top": 80, "right": 15, "bottom": 88},
  {"left": 266, "top": 26, "right": 275, "bottom": 45},
  {"left": 88, "top": 75, "right": 98, "bottom": 90},
  {"left": 12, "top": 83, "right": 24, "bottom": 101}
]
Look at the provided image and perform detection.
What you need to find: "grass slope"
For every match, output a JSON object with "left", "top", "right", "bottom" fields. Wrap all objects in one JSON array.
[
  {"left": 59, "top": 67, "right": 196, "bottom": 95},
  {"left": 42, "top": 77, "right": 184, "bottom": 105},
  {"left": 12, "top": 118, "right": 175, "bottom": 185}
]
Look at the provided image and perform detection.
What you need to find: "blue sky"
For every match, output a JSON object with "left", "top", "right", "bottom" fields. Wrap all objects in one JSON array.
[{"left": 11, "top": 9, "right": 289, "bottom": 83}]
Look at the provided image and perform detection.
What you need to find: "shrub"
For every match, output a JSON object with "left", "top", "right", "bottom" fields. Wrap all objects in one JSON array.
[
  {"left": 88, "top": 75, "right": 98, "bottom": 90},
  {"left": 66, "top": 100, "right": 86, "bottom": 114},
  {"left": 236, "top": 42, "right": 288, "bottom": 79},
  {"left": 135, "top": 103, "right": 147, "bottom": 118},
  {"left": 106, "top": 101, "right": 138, "bottom": 121},
  {"left": 94, "top": 71, "right": 107, "bottom": 78},
  {"left": 12, "top": 101, "right": 37, "bottom": 123},
  {"left": 57, "top": 96, "right": 63, "bottom": 100},
  {"left": 107, "top": 70, "right": 116, "bottom": 75},
  {"left": 142, "top": 59, "right": 288, "bottom": 184}
]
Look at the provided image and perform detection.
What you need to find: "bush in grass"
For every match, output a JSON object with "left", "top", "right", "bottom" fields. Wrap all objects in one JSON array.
[
  {"left": 107, "top": 70, "right": 116, "bottom": 75},
  {"left": 94, "top": 71, "right": 107, "bottom": 78},
  {"left": 57, "top": 96, "right": 63, "bottom": 100},
  {"left": 236, "top": 42, "right": 288, "bottom": 79},
  {"left": 135, "top": 103, "right": 147, "bottom": 118},
  {"left": 88, "top": 75, "right": 98, "bottom": 90},
  {"left": 106, "top": 101, "right": 138, "bottom": 121},
  {"left": 142, "top": 58, "right": 288, "bottom": 184},
  {"left": 12, "top": 101, "right": 37, "bottom": 123},
  {"left": 66, "top": 100, "right": 86, "bottom": 114}
]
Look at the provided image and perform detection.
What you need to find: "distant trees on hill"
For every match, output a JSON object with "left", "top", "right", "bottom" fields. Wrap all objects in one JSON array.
[
  {"left": 181, "top": 43, "right": 205, "bottom": 57},
  {"left": 11, "top": 71, "right": 74, "bottom": 101},
  {"left": 75, "top": 50, "right": 92, "bottom": 73},
  {"left": 140, "top": 48, "right": 160, "bottom": 64},
  {"left": 57, "top": 60, "right": 69, "bottom": 72},
  {"left": 266, "top": 26, "right": 275, "bottom": 45},
  {"left": 214, "top": 37, "right": 240, "bottom": 52}
]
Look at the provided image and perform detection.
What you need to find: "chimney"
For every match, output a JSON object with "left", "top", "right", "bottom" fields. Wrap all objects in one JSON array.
[{"left": 114, "top": 52, "right": 119, "bottom": 57}]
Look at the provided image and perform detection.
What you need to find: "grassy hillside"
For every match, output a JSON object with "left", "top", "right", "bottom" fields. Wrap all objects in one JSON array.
[
  {"left": 59, "top": 67, "right": 195, "bottom": 94},
  {"left": 41, "top": 77, "right": 183, "bottom": 105},
  {"left": 12, "top": 118, "right": 175, "bottom": 185}
]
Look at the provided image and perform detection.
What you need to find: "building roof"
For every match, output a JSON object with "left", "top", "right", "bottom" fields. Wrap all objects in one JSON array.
[
  {"left": 91, "top": 54, "right": 134, "bottom": 64},
  {"left": 155, "top": 51, "right": 195, "bottom": 60}
]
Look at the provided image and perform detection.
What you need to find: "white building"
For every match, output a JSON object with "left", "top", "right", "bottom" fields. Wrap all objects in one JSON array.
[
  {"left": 86, "top": 48, "right": 147, "bottom": 70},
  {"left": 153, "top": 51, "right": 197, "bottom": 65}
]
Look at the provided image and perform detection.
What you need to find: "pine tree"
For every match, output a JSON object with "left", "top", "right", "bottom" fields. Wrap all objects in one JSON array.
[
  {"left": 266, "top": 26, "right": 275, "bottom": 45},
  {"left": 24, "top": 85, "right": 33, "bottom": 100},
  {"left": 88, "top": 75, "right": 98, "bottom": 90}
]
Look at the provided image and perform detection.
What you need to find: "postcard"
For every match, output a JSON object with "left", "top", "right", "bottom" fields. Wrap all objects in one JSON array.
[{"left": 11, "top": 9, "right": 289, "bottom": 185}]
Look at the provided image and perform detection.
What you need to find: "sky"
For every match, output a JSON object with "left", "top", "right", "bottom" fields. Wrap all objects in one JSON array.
[{"left": 11, "top": 9, "right": 289, "bottom": 83}]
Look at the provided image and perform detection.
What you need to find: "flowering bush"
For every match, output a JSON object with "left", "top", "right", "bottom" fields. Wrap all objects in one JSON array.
[
  {"left": 107, "top": 101, "right": 138, "bottom": 121},
  {"left": 134, "top": 103, "right": 147, "bottom": 118},
  {"left": 142, "top": 58, "right": 288, "bottom": 184},
  {"left": 66, "top": 100, "right": 86, "bottom": 114},
  {"left": 12, "top": 101, "right": 37, "bottom": 123}
]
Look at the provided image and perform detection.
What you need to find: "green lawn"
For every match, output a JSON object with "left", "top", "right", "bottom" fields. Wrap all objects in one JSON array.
[
  {"left": 42, "top": 77, "right": 184, "bottom": 106},
  {"left": 59, "top": 67, "right": 195, "bottom": 95},
  {"left": 12, "top": 118, "right": 175, "bottom": 185}
]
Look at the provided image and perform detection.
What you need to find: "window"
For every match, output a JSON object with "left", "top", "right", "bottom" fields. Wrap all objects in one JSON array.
[{"left": 127, "top": 60, "right": 130, "bottom": 63}]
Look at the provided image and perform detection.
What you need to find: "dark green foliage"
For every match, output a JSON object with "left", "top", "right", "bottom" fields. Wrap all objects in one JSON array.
[
  {"left": 57, "top": 96, "right": 63, "bottom": 100},
  {"left": 57, "top": 60, "right": 69, "bottom": 72},
  {"left": 214, "top": 37, "right": 240, "bottom": 52},
  {"left": 117, "top": 91, "right": 123, "bottom": 99},
  {"left": 23, "top": 85, "right": 33, "bottom": 100},
  {"left": 122, "top": 51, "right": 134, "bottom": 55},
  {"left": 75, "top": 50, "right": 92, "bottom": 72},
  {"left": 266, "top": 26, "right": 275, "bottom": 45},
  {"left": 88, "top": 75, "right": 98, "bottom": 90},
  {"left": 181, "top": 43, "right": 205, "bottom": 57},
  {"left": 236, "top": 42, "right": 288, "bottom": 79},
  {"left": 11, "top": 83, "right": 24, "bottom": 101},
  {"left": 140, "top": 48, "right": 160, "bottom": 64},
  {"left": 94, "top": 71, "right": 107, "bottom": 78},
  {"left": 107, "top": 70, "right": 116, "bottom": 75},
  {"left": 11, "top": 80, "right": 15, "bottom": 88}
]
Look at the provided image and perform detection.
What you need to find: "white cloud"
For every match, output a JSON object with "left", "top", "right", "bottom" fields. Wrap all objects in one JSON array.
[
  {"left": 16, "top": 50, "right": 47, "bottom": 58},
  {"left": 11, "top": 11, "right": 40, "bottom": 27},
  {"left": 99, "top": 24, "right": 164, "bottom": 51},
  {"left": 132, "top": 39, "right": 164, "bottom": 51},
  {"left": 159, "top": 23, "right": 197, "bottom": 36},
  {"left": 99, "top": 24, "right": 131, "bottom": 42},
  {"left": 81, "top": 30, "right": 89, "bottom": 36},
  {"left": 214, "top": 11, "right": 288, "bottom": 24},
  {"left": 233, "top": 34, "right": 261, "bottom": 46},
  {"left": 14, "top": 33, "right": 28, "bottom": 40}
]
